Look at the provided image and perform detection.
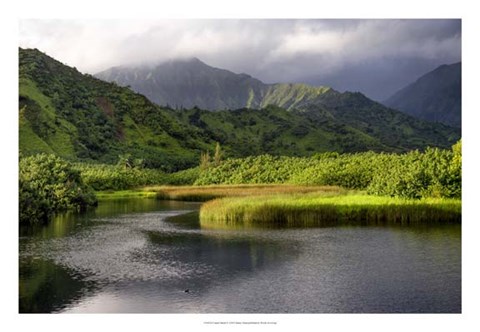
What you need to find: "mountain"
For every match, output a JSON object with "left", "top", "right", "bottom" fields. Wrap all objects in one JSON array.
[
  {"left": 173, "top": 93, "right": 460, "bottom": 156},
  {"left": 96, "top": 58, "right": 265, "bottom": 110},
  {"left": 19, "top": 48, "right": 212, "bottom": 171},
  {"left": 384, "top": 62, "right": 461, "bottom": 127},
  {"left": 95, "top": 58, "right": 332, "bottom": 111},
  {"left": 19, "top": 48, "right": 460, "bottom": 171}
]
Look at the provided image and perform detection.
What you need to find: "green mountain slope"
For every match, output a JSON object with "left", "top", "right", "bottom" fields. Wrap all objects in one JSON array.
[
  {"left": 19, "top": 48, "right": 460, "bottom": 171},
  {"left": 384, "top": 63, "right": 461, "bottom": 127},
  {"left": 172, "top": 98, "right": 459, "bottom": 157},
  {"left": 171, "top": 106, "right": 386, "bottom": 156},
  {"left": 19, "top": 48, "right": 213, "bottom": 171}
]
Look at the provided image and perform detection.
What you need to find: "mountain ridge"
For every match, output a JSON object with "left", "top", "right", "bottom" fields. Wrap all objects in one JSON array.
[
  {"left": 95, "top": 58, "right": 334, "bottom": 111},
  {"left": 384, "top": 62, "right": 461, "bottom": 127}
]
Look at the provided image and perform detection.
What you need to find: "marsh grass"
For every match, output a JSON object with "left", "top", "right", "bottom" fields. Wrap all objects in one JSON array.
[
  {"left": 144, "top": 184, "right": 345, "bottom": 201},
  {"left": 200, "top": 193, "right": 461, "bottom": 228},
  {"left": 96, "top": 190, "right": 158, "bottom": 200}
]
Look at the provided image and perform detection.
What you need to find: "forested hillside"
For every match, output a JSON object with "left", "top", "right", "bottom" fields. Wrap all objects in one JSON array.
[
  {"left": 19, "top": 48, "right": 213, "bottom": 171},
  {"left": 20, "top": 48, "right": 460, "bottom": 171}
]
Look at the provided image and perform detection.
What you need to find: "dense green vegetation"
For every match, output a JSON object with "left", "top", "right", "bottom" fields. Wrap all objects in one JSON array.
[
  {"left": 195, "top": 141, "right": 461, "bottom": 199},
  {"left": 73, "top": 163, "right": 169, "bottom": 191},
  {"left": 25, "top": 138, "right": 460, "bottom": 196},
  {"left": 19, "top": 139, "right": 460, "bottom": 224},
  {"left": 200, "top": 193, "right": 461, "bottom": 228},
  {"left": 19, "top": 154, "right": 97, "bottom": 224},
  {"left": 72, "top": 163, "right": 200, "bottom": 191},
  {"left": 367, "top": 140, "right": 461, "bottom": 199},
  {"left": 20, "top": 141, "right": 461, "bottom": 222},
  {"left": 170, "top": 98, "right": 459, "bottom": 156},
  {"left": 19, "top": 48, "right": 213, "bottom": 170}
]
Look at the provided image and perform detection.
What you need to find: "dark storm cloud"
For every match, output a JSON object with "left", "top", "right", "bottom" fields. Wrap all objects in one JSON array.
[{"left": 19, "top": 19, "right": 461, "bottom": 100}]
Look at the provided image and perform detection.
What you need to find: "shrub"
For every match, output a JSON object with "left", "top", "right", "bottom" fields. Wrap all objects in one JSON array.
[
  {"left": 74, "top": 163, "right": 199, "bottom": 190},
  {"left": 19, "top": 154, "right": 97, "bottom": 224},
  {"left": 367, "top": 145, "right": 461, "bottom": 199}
]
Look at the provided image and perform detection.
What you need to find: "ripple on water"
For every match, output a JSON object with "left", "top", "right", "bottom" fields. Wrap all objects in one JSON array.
[{"left": 23, "top": 210, "right": 211, "bottom": 283}]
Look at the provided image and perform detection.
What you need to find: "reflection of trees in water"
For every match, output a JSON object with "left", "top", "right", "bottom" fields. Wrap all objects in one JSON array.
[
  {"left": 142, "top": 230, "right": 301, "bottom": 289},
  {"left": 19, "top": 199, "right": 200, "bottom": 239},
  {"left": 19, "top": 258, "right": 94, "bottom": 313}
]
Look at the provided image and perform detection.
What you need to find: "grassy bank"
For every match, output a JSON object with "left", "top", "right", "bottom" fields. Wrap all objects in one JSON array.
[
  {"left": 200, "top": 193, "right": 461, "bottom": 228},
  {"left": 95, "top": 184, "right": 344, "bottom": 201},
  {"left": 95, "top": 190, "right": 159, "bottom": 200},
  {"left": 143, "top": 184, "right": 345, "bottom": 201}
]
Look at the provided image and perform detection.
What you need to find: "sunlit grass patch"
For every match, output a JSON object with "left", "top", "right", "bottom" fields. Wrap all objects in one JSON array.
[
  {"left": 144, "top": 184, "right": 345, "bottom": 201},
  {"left": 96, "top": 190, "right": 158, "bottom": 200},
  {"left": 200, "top": 193, "right": 461, "bottom": 228}
]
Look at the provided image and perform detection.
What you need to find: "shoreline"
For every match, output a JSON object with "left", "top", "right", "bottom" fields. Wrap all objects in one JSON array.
[{"left": 94, "top": 185, "right": 461, "bottom": 227}]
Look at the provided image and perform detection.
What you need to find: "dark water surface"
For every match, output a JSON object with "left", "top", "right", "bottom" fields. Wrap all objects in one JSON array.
[{"left": 19, "top": 198, "right": 461, "bottom": 313}]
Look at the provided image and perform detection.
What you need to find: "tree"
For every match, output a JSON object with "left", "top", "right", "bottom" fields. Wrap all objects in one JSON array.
[
  {"left": 19, "top": 154, "right": 97, "bottom": 224},
  {"left": 200, "top": 151, "right": 211, "bottom": 170},
  {"left": 214, "top": 142, "right": 223, "bottom": 166}
]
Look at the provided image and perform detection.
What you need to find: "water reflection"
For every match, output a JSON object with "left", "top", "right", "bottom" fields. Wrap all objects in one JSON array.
[
  {"left": 19, "top": 257, "right": 94, "bottom": 313},
  {"left": 143, "top": 229, "right": 298, "bottom": 279}
]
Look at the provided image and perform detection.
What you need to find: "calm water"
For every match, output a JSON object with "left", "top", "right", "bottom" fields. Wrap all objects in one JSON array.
[{"left": 19, "top": 198, "right": 461, "bottom": 313}]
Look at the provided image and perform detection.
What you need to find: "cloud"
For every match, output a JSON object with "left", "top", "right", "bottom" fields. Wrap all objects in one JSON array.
[
  {"left": 266, "top": 20, "right": 460, "bottom": 75},
  {"left": 19, "top": 19, "right": 461, "bottom": 98}
]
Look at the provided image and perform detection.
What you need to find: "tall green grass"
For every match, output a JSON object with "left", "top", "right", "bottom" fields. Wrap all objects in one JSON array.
[{"left": 200, "top": 193, "right": 461, "bottom": 228}]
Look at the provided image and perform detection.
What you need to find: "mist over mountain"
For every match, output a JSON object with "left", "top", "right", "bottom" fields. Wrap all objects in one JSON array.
[
  {"left": 384, "top": 63, "right": 461, "bottom": 127},
  {"left": 300, "top": 58, "right": 452, "bottom": 101},
  {"left": 95, "top": 58, "right": 333, "bottom": 111},
  {"left": 96, "top": 58, "right": 266, "bottom": 110}
]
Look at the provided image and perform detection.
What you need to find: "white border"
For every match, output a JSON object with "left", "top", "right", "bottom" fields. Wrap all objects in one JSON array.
[{"left": 2, "top": 1, "right": 479, "bottom": 331}]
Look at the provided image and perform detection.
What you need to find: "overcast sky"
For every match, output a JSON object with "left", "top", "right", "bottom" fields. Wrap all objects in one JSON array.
[{"left": 19, "top": 19, "right": 461, "bottom": 100}]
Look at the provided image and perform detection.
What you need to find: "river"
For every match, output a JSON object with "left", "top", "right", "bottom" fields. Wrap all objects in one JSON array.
[{"left": 19, "top": 198, "right": 461, "bottom": 313}]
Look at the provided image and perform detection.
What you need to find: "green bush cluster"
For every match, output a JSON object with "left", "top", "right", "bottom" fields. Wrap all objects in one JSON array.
[
  {"left": 367, "top": 141, "right": 461, "bottom": 198},
  {"left": 74, "top": 163, "right": 169, "bottom": 191},
  {"left": 194, "top": 152, "right": 381, "bottom": 187},
  {"left": 289, "top": 152, "right": 382, "bottom": 189},
  {"left": 166, "top": 167, "right": 201, "bottom": 185},
  {"left": 194, "top": 155, "right": 314, "bottom": 185},
  {"left": 195, "top": 141, "right": 461, "bottom": 199},
  {"left": 19, "top": 154, "right": 97, "bottom": 224},
  {"left": 74, "top": 163, "right": 200, "bottom": 190}
]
